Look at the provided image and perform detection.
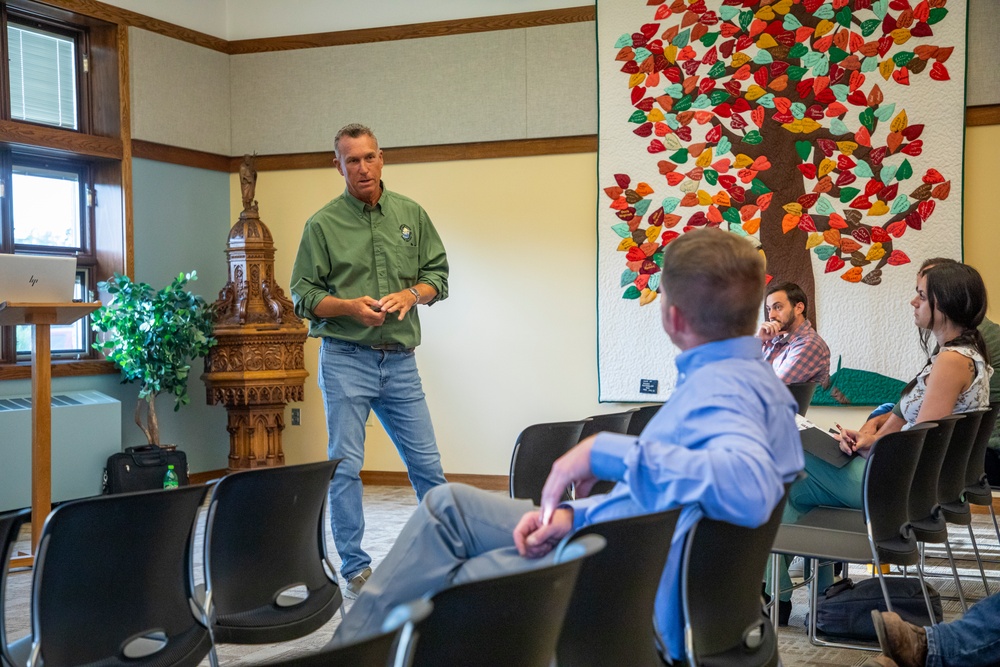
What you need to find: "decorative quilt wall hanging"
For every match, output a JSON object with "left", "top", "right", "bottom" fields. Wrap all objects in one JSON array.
[{"left": 597, "top": 0, "right": 966, "bottom": 404}]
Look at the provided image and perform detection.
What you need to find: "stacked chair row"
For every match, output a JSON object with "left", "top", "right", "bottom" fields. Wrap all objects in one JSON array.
[
  {"left": 769, "top": 401, "right": 1000, "bottom": 650},
  {"left": 0, "top": 460, "right": 430, "bottom": 667},
  {"left": 508, "top": 406, "right": 791, "bottom": 666}
]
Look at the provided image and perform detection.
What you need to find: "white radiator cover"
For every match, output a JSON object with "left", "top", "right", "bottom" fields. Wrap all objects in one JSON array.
[{"left": 0, "top": 390, "right": 121, "bottom": 511}]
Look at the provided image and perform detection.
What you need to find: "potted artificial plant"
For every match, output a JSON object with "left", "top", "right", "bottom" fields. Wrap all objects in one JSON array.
[{"left": 92, "top": 271, "right": 217, "bottom": 446}]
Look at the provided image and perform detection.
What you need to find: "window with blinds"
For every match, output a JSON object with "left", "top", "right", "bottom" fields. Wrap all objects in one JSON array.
[{"left": 7, "top": 23, "right": 79, "bottom": 130}]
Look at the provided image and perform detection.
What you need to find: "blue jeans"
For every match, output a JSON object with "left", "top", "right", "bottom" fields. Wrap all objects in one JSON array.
[
  {"left": 318, "top": 337, "right": 447, "bottom": 580},
  {"left": 927, "top": 591, "right": 1000, "bottom": 667}
]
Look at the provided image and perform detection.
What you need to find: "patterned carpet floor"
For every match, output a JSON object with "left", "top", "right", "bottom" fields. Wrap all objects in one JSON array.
[{"left": 4, "top": 485, "right": 1000, "bottom": 666}]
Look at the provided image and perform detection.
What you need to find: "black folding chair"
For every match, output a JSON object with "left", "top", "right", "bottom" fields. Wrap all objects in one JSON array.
[
  {"left": 959, "top": 402, "right": 1000, "bottom": 552},
  {"left": 200, "top": 460, "right": 343, "bottom": 658},
  {"left": 0, "top": 508, "right": 30, "bottom": 667},
  {"left": 265, "top": 599, "right": 432, "bottom": 667},
  {"left": 786, "top": 382, "right": 819, "bottom": 416},
  {"left": 509, "top": 420, "right": 587, "bottom": 505},
  {"left": 627, "top": 405, "right": 661, "bottom": 436},
  {"left": 770, "top": 424, "right": 933, "bottom": 650},
  {"left": 683, "top": 485, "right": 790, "bottom": 667},
  {"left": 5, "top": 486, "right": 211, "bottom": 667},
  {"left": 556, "top": 509, "right": 682, "bottom": 667},
  {"left": 936, "top": 410, "right": 990, "bottom": 596},
  {"left": 904, "top": 416, "right": 966, "bottom": 616},
  {"left": 411, "top": 534, "right": 605, "bottom": 667},
  {"left": 578, "top": 410, "right": 636, "bottom": 498}
]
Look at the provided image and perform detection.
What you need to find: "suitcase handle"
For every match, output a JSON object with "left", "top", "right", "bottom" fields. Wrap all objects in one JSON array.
[{"left": 125, "top": 445, "right": 169, "bottom": 467}]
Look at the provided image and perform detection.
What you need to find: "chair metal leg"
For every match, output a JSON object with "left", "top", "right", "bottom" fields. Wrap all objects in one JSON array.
[
  {"left": 967, "top": 524, "right": 992, "bottom": 596},
  {"left": 990, "top": 504, "right": 1000, "bottom": 549},
  {"left": 916, "top": 544, "right": 937, "bottom": 625},
  {"left": 943, "top": 539, "right": 968, "bottom": 612},
  {"left": 769, "top": 553, "right": 781, "bottom": 628}
]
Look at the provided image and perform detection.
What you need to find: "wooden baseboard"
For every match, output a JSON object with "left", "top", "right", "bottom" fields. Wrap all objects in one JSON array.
[
  {"left": 361, "top": 470, "right": 509, "bottom": 492},
  {"left": 189, "top": 469, "right": 227, "bottom": 484},
  {"left": 970, "top": 494, "right": 1000, "bottom": 516}
]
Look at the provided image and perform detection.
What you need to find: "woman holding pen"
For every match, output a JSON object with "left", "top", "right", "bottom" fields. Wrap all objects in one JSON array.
[{"left": 767, "top": 260, "right": 992, "bottom": 623}]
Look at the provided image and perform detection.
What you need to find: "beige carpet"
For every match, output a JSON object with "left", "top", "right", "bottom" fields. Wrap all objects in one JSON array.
[{"left": 4, "top": 486, "right": 999, "bottom": 665}]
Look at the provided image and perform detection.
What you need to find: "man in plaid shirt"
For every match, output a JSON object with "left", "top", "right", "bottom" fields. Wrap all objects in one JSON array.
[{"left": 757, "top": 282, "right": 830, "bottom": 386}]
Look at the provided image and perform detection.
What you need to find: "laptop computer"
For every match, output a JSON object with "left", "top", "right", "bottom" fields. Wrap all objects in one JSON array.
[{"left": 0, "top": 254, "right": 78, "bottom": 303}]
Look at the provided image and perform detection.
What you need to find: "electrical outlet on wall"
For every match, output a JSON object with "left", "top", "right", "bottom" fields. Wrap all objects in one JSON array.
[{"left": 291, "top": 408, "right": 300, "bottom": 426}]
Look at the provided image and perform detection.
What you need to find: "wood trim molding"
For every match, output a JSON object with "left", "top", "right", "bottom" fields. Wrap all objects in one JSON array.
[
  {"left": 968, "top": 105, "right": 1000, "bottom": 127},
  {"left": 227, "top": 6, "right": 596, "bottom": 54},
  {"left": 133, "top": 139, "right": 232, "bottom": 172},
  {"left": 189, "top": 469, "right": 226, "bottom": 484},
  {"left": 0, "top": 120, "right": 122, "bottom": 159},
  {"left": 361, "top": 470, "right": 509, "bottom": 492},
  {"left": 35, "top": 0, "right": 229, "bottom": 52},
  {"left": 0, "top": 359, "right": 117, "bottom": 381},
  {"left": 127, "top": 136, "right": 599, "bottom": 174}
]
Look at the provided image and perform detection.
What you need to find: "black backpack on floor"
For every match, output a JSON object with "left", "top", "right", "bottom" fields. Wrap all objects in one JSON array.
[{"left": 814, "top": 577, "right": 942, "bottom": 640}]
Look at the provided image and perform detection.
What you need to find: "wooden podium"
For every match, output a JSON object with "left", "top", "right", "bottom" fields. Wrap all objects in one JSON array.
[{"left": 0, "top": 301, "right": 100, "bottom": 567}]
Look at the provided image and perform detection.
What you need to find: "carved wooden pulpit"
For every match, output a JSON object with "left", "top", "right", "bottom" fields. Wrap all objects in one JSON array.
[{"left": 202, "top": 156, "right": 308, "bottom": 471}]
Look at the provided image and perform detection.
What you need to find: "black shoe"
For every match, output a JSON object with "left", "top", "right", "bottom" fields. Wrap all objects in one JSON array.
[
  {"left": 761, "top": 585, "right": 792, "bottom": 626},
  {"left": 778, "top": 600, "right": 792, "bottom": 626}
]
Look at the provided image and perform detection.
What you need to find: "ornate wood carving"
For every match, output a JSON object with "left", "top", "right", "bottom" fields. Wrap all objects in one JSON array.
[{"left": 202, "top": 155, "right": 308, "bottom": 471}]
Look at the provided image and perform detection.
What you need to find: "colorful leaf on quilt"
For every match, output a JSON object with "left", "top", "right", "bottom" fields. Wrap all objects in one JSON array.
[
  {"left": 828, "top": 212, "right": 848, "bottom": 229},
  {"left": 611, "top": 223, "right": 631, "bottom": 239},
  {"left": 757, "top": 192, "right": 774, "bottom": 211},
  {"left": 825, "top": 255, "right": 846, "bottom": 272},
  {"left": 889, "top": 194, "right": 909, "bottom": 215},
  {"left": 620, "top": 269, "right": 639, "bottom": 287},
  {"left": 815, "top": 197, "right": 837, "bottom": 215},
  {"left": 839, "top": 238, "right": 861, "bottom": 255},
  {"left": 868, "top": 201, "right": 889, "bottom": 216},
  {"left": 814, "top": 244, "right": 835, "bottom": 261},
  {"left": 805, "top": 232, "right": 823, "bottom": 249},
  {"left": 931, "top": 181, "right": 951, "bottom": 200},
  {"left": 918, "top": 199, "right": 935, "bottom": 220},
  {"left": 841, "top": 266, "right": 863, "bottom": 282},
  {"left": 838, "top": 187, "right": 860, "bottom": 203},
  {"left": 782, "top": 213, "right": 801, "bottom": 233},
  {"left": 881, "top": 164, "right": 898, "bottom": 183},
  {"left": 622, "top": 285, "right": 641, "bottom": 300},
  {"left": 862, "top": 269, "right": 883, "bottom": 286},
  {"left": 887, "top": 250, "right": 911, "bottom": 265},
  {"left": 614, "top": 174, "right": 631, "bottom": 189},
  {"left": 617, "top": 238, "right": 637, "bottom": 252},
  {"left": 866, "top": 243, "right": 886, "bottom": 261}
]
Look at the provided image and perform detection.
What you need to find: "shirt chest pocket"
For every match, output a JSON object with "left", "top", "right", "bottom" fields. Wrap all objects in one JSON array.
[{"left": 389, "top": 244, "right": 420, "bottom": 283}]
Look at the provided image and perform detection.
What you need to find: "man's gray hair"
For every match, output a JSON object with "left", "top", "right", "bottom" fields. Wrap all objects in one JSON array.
[{"left": 334, "top": 123, "right": 378, "bottom": 158}]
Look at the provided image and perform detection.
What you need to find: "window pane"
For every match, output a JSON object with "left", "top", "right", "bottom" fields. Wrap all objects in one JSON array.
[
  {"left": 8, "top": 23, "right": 78, "bottom": 130},
  {"left": 16, "top": 270, "right": 87, "bottom": 355},
  {"left": 11, "top": 165, "right": 82, "bottom": 248}
]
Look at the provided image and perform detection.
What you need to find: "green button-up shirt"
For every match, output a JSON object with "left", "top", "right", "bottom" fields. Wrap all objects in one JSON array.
[{"left": 290, "top": 185, "right": 449, "bottom": 347}]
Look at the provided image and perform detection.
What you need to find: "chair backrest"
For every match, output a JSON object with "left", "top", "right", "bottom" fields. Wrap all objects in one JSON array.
[
  {"left": 626, "top": 405, "right": 661, "bottom": 436},
  {"left": 863, "top": 424, "right": 932, "bottom": 562},
  {"left": 579, "top": 411, "right": 634, "bottom": 440},
  {"left": 411, "top": 534, "right": 605, "bottom": 667},
  {"left": 964, "top": 402, "right": 1000, "bottom": 492},
  {"left": 31, "top": 485, "right": 209, "bottom": 667},
  {"left": 556, "top": 508, "right": 682, "bottom": 667},
  {"left": 203, "top": 459, "right": 340, "bottom": 637},
  {"left": 682, "top": 486, "right": 789, "bottom": 666},
  {"left": 907, "top": 416, "right": 962, "bottom": 525},
  {"left": 0, "top": 507, "right": 30, "bottom": 660},
  {"left": 266, "top": 599, "right": 433, "bottom": 667},
  {"left": 786, "top": 382, "right": 818, "bottom": 416},
  {"left": 578, "top": 411, "right": 636, "bottom": 498},
  {"left": 509, "top": 420, "right": 586, "bottom": 504},
  {"left": 937, "top": 410, "right": 986, "bottom": 505}
]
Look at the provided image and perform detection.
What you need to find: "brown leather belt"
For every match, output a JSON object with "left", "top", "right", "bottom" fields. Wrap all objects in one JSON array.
[{"left": 369, "top": 343, "right": 412, "bottom": 352}]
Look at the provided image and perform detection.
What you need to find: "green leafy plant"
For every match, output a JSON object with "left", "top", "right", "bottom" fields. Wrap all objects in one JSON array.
[{"left": 92, "top": 271, "right": 217, "bottom": 445}]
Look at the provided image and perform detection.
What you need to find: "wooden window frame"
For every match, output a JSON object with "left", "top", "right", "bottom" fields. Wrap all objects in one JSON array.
[{"left": 0, "top": 0, "right": 126, "bottom": 380}]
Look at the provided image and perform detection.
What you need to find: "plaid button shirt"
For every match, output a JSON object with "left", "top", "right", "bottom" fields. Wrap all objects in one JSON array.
[{"left": 761, "top": 319, "right": 830, "bottom": 386}]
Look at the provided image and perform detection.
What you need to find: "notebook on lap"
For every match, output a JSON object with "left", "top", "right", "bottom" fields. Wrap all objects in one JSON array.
[{"left": 0, "top": 254, "right": 78, "bottom": 304}]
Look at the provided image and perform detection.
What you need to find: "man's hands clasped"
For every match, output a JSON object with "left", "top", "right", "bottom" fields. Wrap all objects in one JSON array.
[
  {"left": 513, "top": 436, "right": 599, "bottom": 559},
  {"left": 348, "top": 289, "right": 419, "bottom": 326}
]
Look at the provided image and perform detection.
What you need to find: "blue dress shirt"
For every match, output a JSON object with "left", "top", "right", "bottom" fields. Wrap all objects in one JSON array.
[{"left": 566, "top": 336, "right": 804, "bottom": 660}]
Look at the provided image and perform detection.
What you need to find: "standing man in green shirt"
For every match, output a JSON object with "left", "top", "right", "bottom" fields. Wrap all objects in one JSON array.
[{"left": 290, "top": 123, "right": 449, "bottom": 599}]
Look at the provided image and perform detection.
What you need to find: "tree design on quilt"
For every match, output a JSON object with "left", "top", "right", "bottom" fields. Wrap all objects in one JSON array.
[{"left": 607, "top": 0, "right": 954, "bottom": 321}]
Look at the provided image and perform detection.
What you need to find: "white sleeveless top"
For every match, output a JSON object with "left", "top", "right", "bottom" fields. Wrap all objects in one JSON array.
[{"left": 899, "top": 345, "right": 992, "bottom": 426}]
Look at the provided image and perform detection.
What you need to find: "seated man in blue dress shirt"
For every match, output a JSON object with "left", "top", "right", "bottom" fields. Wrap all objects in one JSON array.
[{"left": 333, "top": 228, "right": 804, "bottom": 663}]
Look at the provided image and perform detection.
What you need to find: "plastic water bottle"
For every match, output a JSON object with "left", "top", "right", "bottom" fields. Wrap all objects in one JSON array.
[{"left": 163, "top": 464, "right": 179, "bottom": 489}]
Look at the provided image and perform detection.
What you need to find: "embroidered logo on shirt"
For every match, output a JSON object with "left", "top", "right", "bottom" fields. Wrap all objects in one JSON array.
[{"left": 400, "top": 225, "right": 412, "bottom": 242}]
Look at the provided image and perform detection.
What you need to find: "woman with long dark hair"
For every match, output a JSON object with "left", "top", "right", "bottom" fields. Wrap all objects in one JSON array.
[{"left": 767, "top": 260, "right": 993, "bottom": 623}]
